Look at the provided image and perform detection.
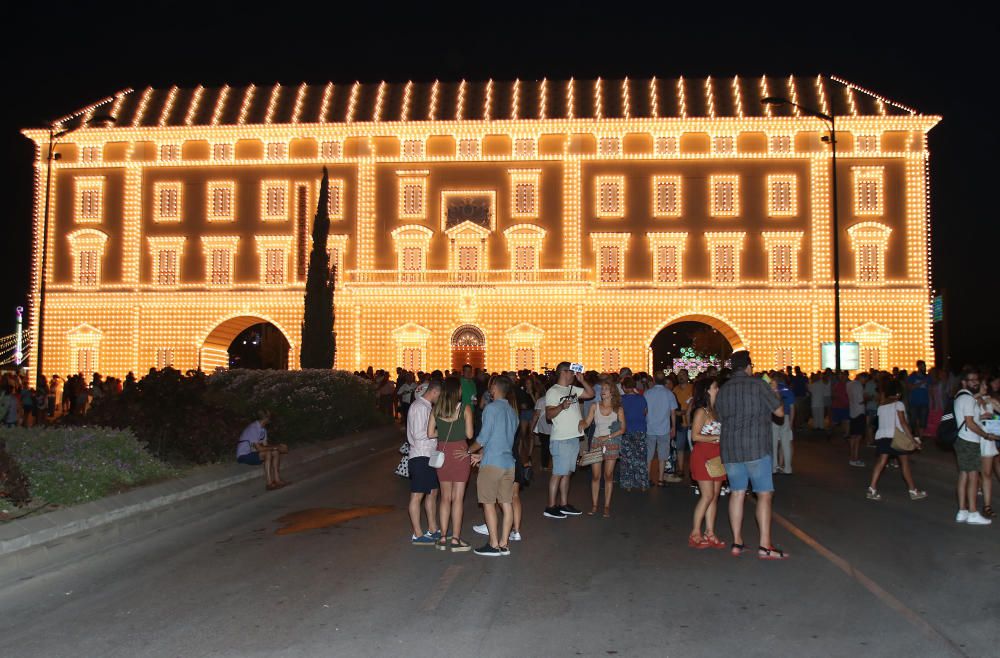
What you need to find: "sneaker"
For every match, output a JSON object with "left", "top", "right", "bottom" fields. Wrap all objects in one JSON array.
[
  {"left": 866, "top": 487, "right": 882, "bottom": 501},
  {"left": 966, "top": 512, "right": 993, "bottom": 526},
  {"left": 849, "top": 460, "right": 866, "bottom": 468},
  {"left": 473, "top": 523, "right": 489, "bottom": 535},
  {"left": 888, "top": 461, "right": 899, "bottom": 469},
  {"left": 429, "top": 530, "right": 442, "bottom": 540},
  {"left": 411, "top": 533, "right": 436, "bottom": 546},
  {"left": 509, "top": 530, "right": 522, "bottom": 541},
  {"left": 664, "top": 474, "right": 683, "bottom": 483},
  {"left": 560, "top": 505, "right": 583, "bottom": 516},
  {"left": 474, "top": 544, "right": 502, "bottom": 557},
  {"left": 908, "top": 489, "right": 928, "bottom": 501},
  {"left": 498, "top": 545, "right": 511, "bottom": 556},
  {"left": 543, "top": 506, "right": 567, "bottom": 519},
  {"left": 956, "top": 510, "right": 969, "bottom": 523},
  {"left": 720, "top": 486, "right": 730, "bottom": 497}
]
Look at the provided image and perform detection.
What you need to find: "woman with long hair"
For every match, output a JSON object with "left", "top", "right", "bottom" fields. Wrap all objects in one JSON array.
[
  {"left": 428, "top": 376, "right": 475, "bottom": 551},
  {"left": 579, "top": 383, "right": 626, "bottom": 517},
  {"left": 866, "top": 380, "right": 927, "bottom": 502},
  {"left": 689, "top": 377, "right": 726, "bottom": 549},
  {"left": 976, "top": 378, "right": 998, "bottom": 518}
]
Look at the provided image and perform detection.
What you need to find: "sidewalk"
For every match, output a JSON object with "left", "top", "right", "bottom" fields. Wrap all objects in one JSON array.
[{"left": 0, "top": 423, "right": 403, "bottom": 586}]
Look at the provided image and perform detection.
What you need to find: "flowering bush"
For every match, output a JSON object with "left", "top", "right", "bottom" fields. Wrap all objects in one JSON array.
[
  {"left": 73, "top": 368, "right": 385, "bottom": 465},
  {"left": 2, "top": 426, "right": 175, "bottom": 506}
]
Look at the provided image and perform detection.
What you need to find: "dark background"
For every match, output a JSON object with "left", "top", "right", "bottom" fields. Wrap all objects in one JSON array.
[{"left": 2, "top": 4, "right": 996, "bottom": 369}]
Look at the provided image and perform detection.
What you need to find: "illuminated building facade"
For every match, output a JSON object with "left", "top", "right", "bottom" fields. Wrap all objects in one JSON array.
[{"left": 23, "top": 76, "right": 940, "bottom": 377}]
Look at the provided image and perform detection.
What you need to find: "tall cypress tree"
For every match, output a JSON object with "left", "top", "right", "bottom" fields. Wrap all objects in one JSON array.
[{"left": 300, "top": 167, "right": 335, "bottom": 368}]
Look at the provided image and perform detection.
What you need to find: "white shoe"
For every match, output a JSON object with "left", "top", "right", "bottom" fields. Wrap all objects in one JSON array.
[
  {"left": 473, "top": 523, "right": 488, "bottom": 535},
  {"left": 509, "top": 530, "right": 521, "bottom": 541},
  {"left": 966, "top": 512, "right": 992, "bottom": 526},
  {"left": 956, "top": 510, "right": 969, "bottom": 523}
]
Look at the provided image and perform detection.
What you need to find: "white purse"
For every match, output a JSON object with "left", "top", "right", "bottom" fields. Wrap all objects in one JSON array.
[{"left": 429, "top": 450, "right": 445, "bottom": 468}]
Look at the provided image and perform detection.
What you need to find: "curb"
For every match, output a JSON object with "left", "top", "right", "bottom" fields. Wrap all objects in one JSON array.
[{"left": 0, "top": 424, "right": 402, "bottom": 561}]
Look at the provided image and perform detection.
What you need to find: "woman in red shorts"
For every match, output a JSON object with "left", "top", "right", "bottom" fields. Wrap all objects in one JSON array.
[
  {"left": 689, "top": 377, "right": 726, "bottom": 549},
  {"left": 428, "top": 377, "right": 474, "bottom": 551}
]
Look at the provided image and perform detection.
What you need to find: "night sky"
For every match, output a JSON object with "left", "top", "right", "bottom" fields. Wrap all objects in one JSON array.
[{"left": 2, "top": 5, "right": 996, "bottom": 369}]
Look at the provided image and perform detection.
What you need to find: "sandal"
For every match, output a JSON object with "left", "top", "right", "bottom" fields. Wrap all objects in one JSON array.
[
  {"left": 688, "top": 533, "right": 710, "bottom": 549},
  {"left": 588, "top": 506, "right": 598, "bottom": 516},
  {"left": 603, "top": 507, "right": 611, "bottom": 518},
  {"left": 704, "top": 533, "right": 727, "bottom": 549},
  {"left": 758, "top": 546, "right": 789, "bottom": 560},
  {"left": 730, "top": 542, "right": 747, "bottom": 557},
  {"left": 983, "top": 505, "right": 995, "bottom": 519},
  {"left": 449, "top": 537, "right": 472, "bottom": 552},
  {"left": 436, "top": 537, "right": 449, "bottom": 551}
]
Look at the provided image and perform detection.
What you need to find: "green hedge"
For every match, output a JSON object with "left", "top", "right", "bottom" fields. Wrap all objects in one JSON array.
[
  {"left": 73, "top": 368, "right": 386, "bottom": 465},
  {"left": 2, "top": 427, "right": 176, "bottom": 506}
]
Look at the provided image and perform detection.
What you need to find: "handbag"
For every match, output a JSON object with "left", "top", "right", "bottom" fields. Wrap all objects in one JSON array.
[
  {"left": 891, "top": 425, "right": 917, "bottom": 453},
  {"left": 430, "top": 404, "right": 462, "bottom": 469},
  {"left": 705, "top": 456, "right": 726, "bottom": 479},
  {"left": 578, "top": 445, "right": 604, "bottom": 467}
]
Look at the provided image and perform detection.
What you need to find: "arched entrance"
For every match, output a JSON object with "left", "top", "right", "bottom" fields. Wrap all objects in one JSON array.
[
  {"left": 451, "top": 324, "right": 486, "bottom": 372},
  {"left": 200, "top": 315, "right": 293, "bottom": 371},
  {"left": 648, "top": 314, "right": 744, "bottom": 374}
]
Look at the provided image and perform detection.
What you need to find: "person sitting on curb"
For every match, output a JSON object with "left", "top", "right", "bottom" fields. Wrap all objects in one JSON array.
[{"left": 236, "top": 410, "right": 288, "bottom": 490}]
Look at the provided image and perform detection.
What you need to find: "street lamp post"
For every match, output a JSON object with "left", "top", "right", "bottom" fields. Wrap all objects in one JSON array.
[
  {"left": 36, "top": 115, "right": 115, "bottom": 384},
  {"left": 762, "top": 90, "right": 842, "bottom": 372}
]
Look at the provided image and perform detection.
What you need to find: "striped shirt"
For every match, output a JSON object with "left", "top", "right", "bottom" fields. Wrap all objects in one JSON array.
[{"left": 716, "top": 371, "right": 782, "bottom": 463}]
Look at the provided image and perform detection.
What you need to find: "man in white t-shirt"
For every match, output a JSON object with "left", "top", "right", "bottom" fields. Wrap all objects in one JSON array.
[
  {"left": 954, "top": 368, "right": 998, "bottom": 525},
  {"left": 542, "top": 362, "right": 594, "bottom": 519}
]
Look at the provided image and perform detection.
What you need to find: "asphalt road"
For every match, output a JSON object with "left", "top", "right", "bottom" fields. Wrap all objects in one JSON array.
[{"left": 0, "top": 431, "right": 997, "bottom": 658}]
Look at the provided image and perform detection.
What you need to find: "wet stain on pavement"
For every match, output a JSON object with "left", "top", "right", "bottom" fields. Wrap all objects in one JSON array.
[{"left": 274, "top": 506, "right": 393, "bottom": 535}]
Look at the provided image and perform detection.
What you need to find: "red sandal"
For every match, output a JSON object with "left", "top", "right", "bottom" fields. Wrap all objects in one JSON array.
[
  {"left": 704, "top": 533, "right": 727, "bottom": 549},
  {"left": 688, "top": 533, "right": 710, "bottom": 549}
]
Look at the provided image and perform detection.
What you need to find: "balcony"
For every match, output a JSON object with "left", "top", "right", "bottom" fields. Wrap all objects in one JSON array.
[{"left": 344, "top": 269, "right": 589, "bottom": 286}]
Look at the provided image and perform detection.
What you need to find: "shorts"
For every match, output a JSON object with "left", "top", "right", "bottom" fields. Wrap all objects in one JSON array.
[
  {"left": 237, "top": 453, "right": 263, "bottom": 466},
  {"left": 408, "top": 456, "right": 440, "bottom": 493},
  {"left": 849, "top": 414, "right": 867, "bottom": 437},
  {"left": 673, "top": 426, "right": 691, "bottom": 452},
  {"left": 724, "top": 455, "right": 774, "bottom": 493},
  {"left": 646, "top": 434, "right": 670, "bottom": 464},
  {"left": 832, "top": 408, "right": 850, "bottom": 424},
  {"left": 550, "top": 437, "right": 580, "bottom": 476},
  {"left": 955, "top": 439, "right": 982, "bottom": 472},
  {"left": 477, "top": 465, "right": 515, "bottom": 504},
  {"left": 875, "top": 437, "right": 907, "bottom": 457},
  {"left": 519, "top": 409, "right": 534, "bottom": 423}
]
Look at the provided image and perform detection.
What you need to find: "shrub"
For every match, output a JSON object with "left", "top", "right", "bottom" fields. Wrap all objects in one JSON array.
[{"left": 2, "top": 426, "right": 176, "bottom": 506}]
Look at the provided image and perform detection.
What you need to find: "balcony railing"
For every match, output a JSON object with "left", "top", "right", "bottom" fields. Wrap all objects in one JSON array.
[{"left": 344, "top": 269, "right": 589, "bottom": 285}]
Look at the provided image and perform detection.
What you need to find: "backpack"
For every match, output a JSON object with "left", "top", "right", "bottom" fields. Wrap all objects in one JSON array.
[{"left": 937, "top": 390, "right": 972, "bottom": 445}]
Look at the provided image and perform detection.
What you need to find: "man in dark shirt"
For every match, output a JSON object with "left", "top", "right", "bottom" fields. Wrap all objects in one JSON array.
[{"left": 715, "top": 350, "right": 787, "bottom": 559}]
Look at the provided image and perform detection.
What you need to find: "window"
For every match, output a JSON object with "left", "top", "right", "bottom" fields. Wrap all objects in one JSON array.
[
  {"left": 156, "top": 249, "right": 179, "bottom": 286},
  {"left": 775, "top": 349, "right": 793, "bottom": 370},
  {"left": 266, "top": 142, "right": 287, "bottom": 160},
  {"left": 202, "top": 236, "right": 239, "bottom": 287},
  {"left": 514, "top": 348, "right": 535, "bottom": 371},
  {"left": 705, "top": 232, "right": 745, "bottom": 285},
  {"left": 513, "top": 138, "right": 536, "bottom": 159},
  {"left": 653, "top": 176, "right": 681, "bottom": 218},
  {"left": 326, "top": 235, "right": 348, "bottom": 285},
  {"left": 509, "top": 169, "right": 541, "bottom": 219},
  {"left": 212, "top": 143, "right": 233, "bottom": 161},
  {"left": 591, "top": 233, "right": 629, "bottom": 284},
  {"left": 457, "top": 246, "right": 478, "bottom": 270},
  {"left": 327, "top": 179, "right": 345, "bottom": 220},
  {"left": 77, "top": 348, "right": 96, "bottom": 375},
  {"left": 853, "top": 167, "right": 884, "bottom": 216},
  {"left": 153, "top": 182, "right": 182, "bottom": 222},
  {"left": 399, "top": 180, "right": 425, "bottom": 219},
  {"left": 391, "top": 225, "right": 433, "bottom": 283},
  {"left": 457, "top": 138, "right": 478, "bottom": 159},
  {"left": 261, "top": 181, "right": 288, "bottom": 220},
  {"left": 601, "top": 348, "right": 621, "bottom": 373},
  {"left": 67, "top": 228, "right": 109, "bottom": 288},
  {"left": 504, "top": 224, "right": 545, "bottom": 282},
  {"left": 255, "top": 235, "right": 293, "bottom": 286},
  {"left": 656, "top": 245, "right": 679, "bottom": 283},
  {"left": 75, "top": 177, "right": 104, "bottom": 223},
  {"left": 160, "top": 144, "right": 180, "bottom": 161},
  {"left": 81, "top": 146, "right": 101, "bottom": 162},
  {"left": 401, "top": 246, "right": 422, "bottom": 281},
  {"left": 598, "top": 245, "right": 621, "bottom": 283},
  {"left": 320, "top": 141, "right": 342, "bottom": 159},
  {"left": 402, "top": 140, "right": 424, "bottom": 159},
  {"left": 208, "top": 182, "right": 236, "bottom": 221},
  {"left": 712, "top": 136, "right": 735, "bottom": 154},
  {"left": 513, "top": 245, "right": 535, "bottom": 281},
  {"left": 861, "top": 346, "right": 881, "bottom": 370},
  {"left": 769, "top": 135, "right": 792, "bottom": 153},
  {"left": 598, "top": 137, "right": 621, "bottom": 157},
  {"left": 767, "top": 175, "right": 797, "bottom": 217},
  {"left": 771, "top": 244, "right": 794, "bottom": 282},
  {"left": 595, "top": 176, "right": 625, "bottom": 218},
  {"left": 761, "top": 232, "right": 803, "bottom": 285},
  {"left": 847, "top": 222, "right": 891, "bottom": 284},
  {"left": 709, "top": 175, "right": 739, "bottom": 217},
  {"left": 156, "top": 348, "right": 174, "bottom": 369},
  {"left": 401, "top": 347, "right": 422, "bottom": 372},
  {"left": 654, "top": 136, "right": 678, "bottom": 156},
  {"left": 856, "top": 135, "right": 878, "bottom": 153}
]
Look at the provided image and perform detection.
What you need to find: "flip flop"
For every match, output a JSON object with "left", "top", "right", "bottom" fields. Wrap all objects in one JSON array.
[
  {"left": 730, "top": 542, "right": 747, "bottom": 557},
  {"left": 758, "top": 546, "right": 789, "bottom": 560}
]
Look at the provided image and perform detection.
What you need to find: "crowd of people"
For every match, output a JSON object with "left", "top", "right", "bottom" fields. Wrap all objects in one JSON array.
[
  {"left": 0, "top": 370, "right": 137, "bottom": 427},
  {"left": 376, "top": 356, "right": 1000, "bottom": 557}
]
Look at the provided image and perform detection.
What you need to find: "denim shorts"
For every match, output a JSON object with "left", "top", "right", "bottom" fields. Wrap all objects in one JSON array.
[
  {"left": 550, "top": 437, "right": 580, "bottom": 475},
  {"left": 724, "top": 455, "right": 774, "bottom": 493},
  {"left": 673, "top": 427, "right": 691, "bottom": 452},
  {"left": 645, "top": 434, "right": 670, "bottom": 463}
]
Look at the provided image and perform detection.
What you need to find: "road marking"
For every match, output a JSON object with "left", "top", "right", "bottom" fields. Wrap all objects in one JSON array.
[
  {"left": 771, "top": 510, "right": 966, "bottom": 657},
  {"left": 422, "top": 564, "right": 464, "bottom": 612}
]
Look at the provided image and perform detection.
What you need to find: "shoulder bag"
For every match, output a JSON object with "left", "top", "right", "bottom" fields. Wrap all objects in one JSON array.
[
  {"left": 577, "top": 410, "right": 607, "bottom": 467},
  {"left": 890, "top": 406, "right": 917, "bottom": 453}
]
